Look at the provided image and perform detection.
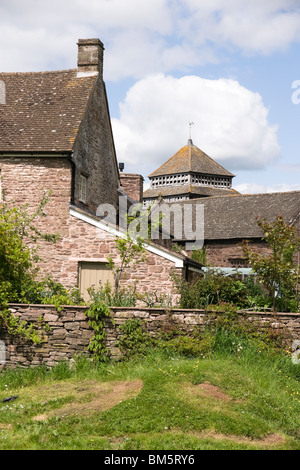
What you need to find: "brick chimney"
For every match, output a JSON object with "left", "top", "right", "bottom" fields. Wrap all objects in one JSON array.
[
  {"left": 77, "top": 38, "right": 104, "bottom": 77},
  {"left": 120, "top": 173, "right": 144, "bottom": 204}
]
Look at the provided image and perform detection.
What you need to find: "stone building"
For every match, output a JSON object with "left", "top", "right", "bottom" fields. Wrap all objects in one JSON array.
[
  {"left": 142, "top": 133, "right": 299, "bottom": 274},
  {"left": 143, "top": 139, "right": 239, "bottom": 207},
  {"left": 169, "top": 191, "right": 300, "bottom": 274},
  {"left": 0, "top": 38, "right": 201, "bottom": 301}
]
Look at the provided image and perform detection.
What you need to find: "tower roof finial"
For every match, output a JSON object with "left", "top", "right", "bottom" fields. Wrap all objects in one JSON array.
[{"left": 188, "top": 122, "right": 194, "bottom": 145}]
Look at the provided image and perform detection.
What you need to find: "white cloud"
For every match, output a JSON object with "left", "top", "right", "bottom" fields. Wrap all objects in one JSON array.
[
  {"left": 182, "top": 0, "right": 300, "bottom": 54},
  {"left": 0, "top": 0, "right": 171, "bottom": 32},
  {"left": 0, "top": 0, "right": 173, "bottom": 76},
  {"left": 0, "top": 1, "right": 300, "bottom": 78},
  {"left": 234, "top": 182, "right": 300, "bottom": 194},
  {"left": 111, "top": 74, "right": 280, "bottom": 176}
]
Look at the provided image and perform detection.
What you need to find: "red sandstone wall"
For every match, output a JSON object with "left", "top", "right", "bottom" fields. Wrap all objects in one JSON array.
[
  {"left": 0, "top": 156, "right": 181, "bottom": 299},
  {"left": 0, "top": 157, "right": 72, "bottom": 236},
  {"left": 120, "top": 173, "right": 144, "bottom": 203},
  {"left": 203, "top": 239, "right": 272, "bottom": 267},
  {"left": 37, "top": 212, "right": 180, "bottom": 297}
]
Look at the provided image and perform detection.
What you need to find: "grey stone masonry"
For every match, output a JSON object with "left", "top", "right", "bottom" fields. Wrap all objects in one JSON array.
[{"left": 0, "top": 304, "right": 299, "bottom": 369}]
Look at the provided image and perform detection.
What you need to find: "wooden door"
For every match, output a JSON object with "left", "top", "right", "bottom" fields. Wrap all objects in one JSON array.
[{"left": 79, "top": 262, "right": 114, "bottom": 301}]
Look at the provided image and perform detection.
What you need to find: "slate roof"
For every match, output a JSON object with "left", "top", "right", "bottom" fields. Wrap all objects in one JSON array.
[
  {"left": 148, "top": 143, "right": 235, "bottom": 178},
  {"left": 0, "top": 69, "right": 97, "bottom": 153},
  {"left": 143, "top": 184, "right": 239, "bottom": 199},
  {"left": 166, "top": 191, "right": 300, "bottom": 241}
]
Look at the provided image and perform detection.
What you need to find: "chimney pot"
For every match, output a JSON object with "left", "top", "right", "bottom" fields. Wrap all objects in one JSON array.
[{"left": 77, "top": 38, "right": 104, "bottom": 77}]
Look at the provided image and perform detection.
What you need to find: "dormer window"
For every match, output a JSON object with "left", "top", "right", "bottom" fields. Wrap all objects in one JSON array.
[{"left": 79, "top": 174, "right": 87, "bottom": 203}]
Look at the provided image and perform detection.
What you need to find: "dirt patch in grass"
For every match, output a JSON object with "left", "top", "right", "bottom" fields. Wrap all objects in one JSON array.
[
  {"left": 194, "top": 383, "right": 232, "bottom": 401},
  {"left": 176, "top": 381, "right": 244, "bottom": 419},
  {"left": 0, "top": 423, "right": 12, "bottom": 430},
  {"left": 183, "top": 381, "right": 240, "bottom": 405},
  {"left": 105, "top": 429, "right": 288, "bottom": 450},
  {"left": 32, "top": 379, "right": 143, "bottom": 422},
  {"left": 192, "top": 430, "right": 287, "bottom": 448}
]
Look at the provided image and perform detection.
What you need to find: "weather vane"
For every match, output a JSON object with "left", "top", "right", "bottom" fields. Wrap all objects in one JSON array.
[{"left": 188, "top": 122, "right": 194, "bottom": 144}]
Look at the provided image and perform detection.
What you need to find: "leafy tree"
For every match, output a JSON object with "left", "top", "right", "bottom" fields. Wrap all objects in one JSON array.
[
  {"left": 106, "top": 204, "right": 152, "bottom": 296},
  {"left": 242, "top": 216, "right": 300, "bottom": 311},
  {"left": 190, "top": 247, "right": 208, "bottom": 266},
  {"left": 0, "top": 193, "right": 59, "bottom": 305},
  {"left": 107, "top": 234, "right": 146, "bottom": 295},
  {"left": 0, "top": 195, "right": 65, "bottom": 342}
]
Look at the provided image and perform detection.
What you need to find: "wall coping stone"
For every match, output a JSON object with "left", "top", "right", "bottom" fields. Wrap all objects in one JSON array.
[
  {"left": 8, "top": 303, "right": 300, "bottom": 317},
  {"left": 1, "top": 303, "right": 299, "bottom": 369}
]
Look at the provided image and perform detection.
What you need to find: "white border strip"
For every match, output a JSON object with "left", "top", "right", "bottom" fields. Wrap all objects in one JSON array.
[{"left": 70, "top": 207, "right": 184, "bottom": 268}]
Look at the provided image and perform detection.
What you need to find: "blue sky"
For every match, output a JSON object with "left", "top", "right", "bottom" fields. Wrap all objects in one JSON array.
[{"left": 0, "top": 0, "right": 300, "bottom": 193}]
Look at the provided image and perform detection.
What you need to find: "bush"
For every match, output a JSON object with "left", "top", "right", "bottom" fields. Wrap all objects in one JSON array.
[
  {"left": 0, "top": 197, "right": 83, "bottom": 342},
  {"left": 34, "top": 277, "right": 84, "bottom": 311},
  {"left": 174, "top": 270, "right": 249, "bottom": 309},
  {"left": 117, "top": 303, "right": 291, "bottom": 362},
  {"left": 87, "top": 282, "right": 138, "bottom": 307},
  {"left": 118, "top": 318, "right": 155, "bottom": 359},
  {"left": 160, "top": 332, "right": 214, "bottom": 358}
]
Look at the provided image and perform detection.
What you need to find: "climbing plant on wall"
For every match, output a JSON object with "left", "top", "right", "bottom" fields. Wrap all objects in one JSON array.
[{"left": 0, "top": 193, "right": 60, "bottom": 342}]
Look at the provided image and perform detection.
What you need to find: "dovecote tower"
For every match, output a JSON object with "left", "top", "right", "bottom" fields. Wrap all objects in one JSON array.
[{"left": 143, "top": 139, "right": 239, "bottom": 207}]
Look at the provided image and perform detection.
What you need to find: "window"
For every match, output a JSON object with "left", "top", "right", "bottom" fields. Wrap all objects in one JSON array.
[
  {"left": 228, "top": 257, "right": 250, "bottom": 268},
  {"left": 79, "top": 174, "right": 87, "bottom": 203}
]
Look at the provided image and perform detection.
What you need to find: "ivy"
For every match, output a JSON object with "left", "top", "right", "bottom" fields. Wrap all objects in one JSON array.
[
  {"left": 118, "top": 318, "right": 155, "bottom": 359},
  {"left": 85, "top": 302, "right": 112, "bottom": 362},
  {"left": 0, "top": 308, "right": 45, "bottom": 344},
  {"left": 0, "top": 195, "right": 67, "bottom": 343}
]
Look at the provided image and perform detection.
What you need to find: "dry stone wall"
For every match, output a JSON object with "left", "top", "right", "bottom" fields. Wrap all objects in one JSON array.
[{"left": 0, "top": 304, "right": 299, "bottom": 369}]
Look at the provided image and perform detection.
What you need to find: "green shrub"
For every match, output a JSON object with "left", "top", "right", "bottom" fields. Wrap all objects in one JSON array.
[
  {"left": 117, "top": 303, "right": 291, "bottom": 362},
  {"left": 0, "top": 197, "right": 82, "bottom": 342},
  {"left": 37, "top": 277, "right": 84, "bottom": 311},
  {"left": 174, "top": 270, "right": 249, "bottom": 309},
  {"left": 87, "top": 282, "right": 138, "bottom": 308},
  {"left": 118, "top": 318, "right": 156, "bottom": 359},
  {"left": 160, "top": 332, "right": 214, "bottom": 358},
  {"left": 242, "top": 216, "right": 300, "bottom": 311}
]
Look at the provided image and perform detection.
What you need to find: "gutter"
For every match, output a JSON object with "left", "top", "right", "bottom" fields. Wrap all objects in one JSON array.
[{"left": 0, "top": 151, "right": 72, "bottom": 158}]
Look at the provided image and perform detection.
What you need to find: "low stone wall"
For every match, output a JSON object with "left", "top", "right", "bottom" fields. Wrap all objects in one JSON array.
[{"left": 0, "top": 304, "right": 299, "bottom": 369}]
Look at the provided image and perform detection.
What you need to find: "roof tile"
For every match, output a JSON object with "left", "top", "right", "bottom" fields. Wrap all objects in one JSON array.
[
  {"left": 143, "top": 184, "right": 239, "bottom": 199},
  {"left": 169, "top": 191, "right": 300, "bottom": 240},
  {"left": 149, "top": 143, "right": 234, "bottom": 178},
  {"left": 0, "top": 69, "right": 97, "bottom": 152}
]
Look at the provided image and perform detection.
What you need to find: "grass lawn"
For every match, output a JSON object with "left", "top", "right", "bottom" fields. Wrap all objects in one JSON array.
[{"left": 0, "top": 339, "right": 299, "bottom": 450}]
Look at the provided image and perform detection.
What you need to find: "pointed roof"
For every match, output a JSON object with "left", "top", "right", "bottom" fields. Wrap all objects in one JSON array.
[{"left": 149, "top": 141, "right": 234, "bottom": 178}]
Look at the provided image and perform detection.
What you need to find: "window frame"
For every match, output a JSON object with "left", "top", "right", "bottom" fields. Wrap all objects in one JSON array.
[{"left": 79, "top": 173, "right": 88, "bottom": 204}]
